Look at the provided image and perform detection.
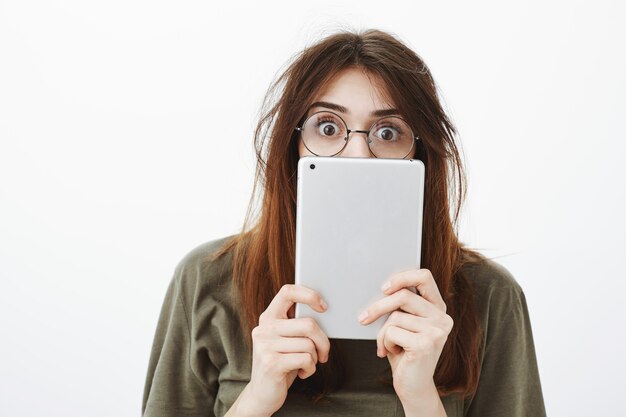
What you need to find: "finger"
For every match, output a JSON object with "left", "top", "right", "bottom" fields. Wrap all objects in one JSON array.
[
  {"left": 376, "top": 311, "right": 425, "bottom": 357},
  {"left": 278, "top": 352, "right": 317, "bottom": 379},
  {"left": 381, "top": 325, "right": 417, "bottom": 356},
  {"left": 272, "top": 336, "right": 318, "bottom": 364},
  {"left": 359, "top": 288, "right": 437, "bottom": 325},
  {"left": 261, "top": 284, "right": 327, "bottom": 322},
  {"left": 381, "top": 269, "right": 447, "bottom": 312},
  {"left": 270, "top": 318, "right": 330, "bottom": 362},
  {"left": 384, "top": 310, "right": 428, "bottom": 333}
]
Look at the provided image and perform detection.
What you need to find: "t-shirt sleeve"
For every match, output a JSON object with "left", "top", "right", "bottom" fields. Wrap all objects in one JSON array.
[
  {"left": 142, "top": 272, "right": 218, "bottom": 417},
  {"left": 463, "top": 283, "right": 547, "bottom": 417}
]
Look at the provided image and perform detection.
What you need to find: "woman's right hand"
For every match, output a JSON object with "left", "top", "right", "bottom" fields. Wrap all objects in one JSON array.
[{"left": 235, "top": 284, "right": 330, "bottom": 416}]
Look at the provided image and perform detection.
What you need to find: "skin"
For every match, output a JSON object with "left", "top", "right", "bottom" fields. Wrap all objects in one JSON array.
[
  {"left": 228, "top": 67, "right": 450, "bottom": 417},
  {"left": 298, "top": 66, "right": 416, "bottom": 159}
]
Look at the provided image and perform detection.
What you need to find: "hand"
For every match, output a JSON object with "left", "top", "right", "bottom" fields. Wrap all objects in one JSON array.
[
  {"left": 358, "top": 269, "right": 453, "bottom": 404},
  {"left": 241, "top": 284, "right": 330, "bottom": 416}
]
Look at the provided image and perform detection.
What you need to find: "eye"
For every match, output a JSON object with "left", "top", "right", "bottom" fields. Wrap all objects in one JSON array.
[
  {"left": 318, "top": 121, "right": 339, "bottom": 136},
  {"left": 373, "top": 125, "right": 402, "bottom": 141},
  {"left": 316, "top": 117, "right": 343, "bottom": 138}
]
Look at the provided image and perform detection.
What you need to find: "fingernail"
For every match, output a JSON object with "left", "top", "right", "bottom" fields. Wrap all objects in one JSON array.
[
  {"left": 381, "top": 281, "right": 391, "bottom": 292},
  {"left": 358, "top": 310, "right": 369, "bottom": 323},
  {"left": 320, "top": 299, "right": 328, "bottom": 310}
]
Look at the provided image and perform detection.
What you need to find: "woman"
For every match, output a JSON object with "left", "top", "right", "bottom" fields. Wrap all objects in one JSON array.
[{"left": 142, "top": 29, "right": 546, "bottom": 417}]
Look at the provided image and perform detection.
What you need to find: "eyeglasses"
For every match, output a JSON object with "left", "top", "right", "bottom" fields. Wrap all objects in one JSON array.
[{"left": 294, "top": 110, "right": 420, "bottom": 159}]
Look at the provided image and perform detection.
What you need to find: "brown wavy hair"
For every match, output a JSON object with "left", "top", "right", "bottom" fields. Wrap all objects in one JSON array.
[{"left": 213, "top": 28, "right": 486, "bottom": 400}]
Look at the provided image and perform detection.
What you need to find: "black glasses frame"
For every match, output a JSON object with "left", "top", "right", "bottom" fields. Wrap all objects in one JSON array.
[{"left": 294, "top": 110, "right": 421, "bottom": 159}]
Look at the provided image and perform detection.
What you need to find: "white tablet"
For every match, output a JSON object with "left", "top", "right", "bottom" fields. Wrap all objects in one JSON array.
[{"left": 294, "top": 156, "right": 425, "bottom": 340}]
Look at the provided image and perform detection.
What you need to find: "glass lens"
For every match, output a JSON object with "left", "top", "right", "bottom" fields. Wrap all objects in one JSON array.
[
  {"left": 300, "top": 111, "right": 348, "bottom": 156},
  {"left": 368, "top": 117, "right": 415, "bottom": 158}
]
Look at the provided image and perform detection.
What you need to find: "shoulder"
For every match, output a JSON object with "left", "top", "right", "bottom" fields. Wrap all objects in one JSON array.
[
  {"left": 174, "top": 234, "right": 237, "bottom": 274},
  {"left": 459, "top": 257, "right": 529, "bottom": 323},
  {"left": 461, "top": 257, "right": 524, "bottom": 298},
  {"left": 170, "top": 234, "right": 239, "bottom": 302},
  {"left": 459, "top": 257, "right": 536, "bottom": 351}
]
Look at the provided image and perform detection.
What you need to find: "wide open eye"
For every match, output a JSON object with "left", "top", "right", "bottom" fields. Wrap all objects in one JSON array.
[
  {"left": 309, "top": 112, "right": 346, "bottom": 139},
  {"left": 373, "top": 125, "right": 402, "bottom": 141},
  {"left": 367, "top": 117, "right": 416, "bottom": 158},
  {"left": 370, "top": 117, "right": 411, "bottom": 143},
  {"left": 299, "top": 111, "right": 348, "bottom": 156},
  {"left": 318, "top": 120, "right": 342, "bottom": 137}
]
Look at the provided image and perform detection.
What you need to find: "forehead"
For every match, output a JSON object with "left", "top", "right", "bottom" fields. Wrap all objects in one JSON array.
[{"left": 312, "top": 67, "right": 396, "bottom": 111}]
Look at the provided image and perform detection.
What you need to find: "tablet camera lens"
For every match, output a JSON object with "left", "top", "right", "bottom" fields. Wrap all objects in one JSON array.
[{"left": 310, "top": 164, "right": 315, "bottom": 170}]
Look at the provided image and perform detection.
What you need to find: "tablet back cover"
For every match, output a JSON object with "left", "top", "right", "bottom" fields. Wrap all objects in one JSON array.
[{"left": 294, "top": 156, "right": 425, "bottom": 339}]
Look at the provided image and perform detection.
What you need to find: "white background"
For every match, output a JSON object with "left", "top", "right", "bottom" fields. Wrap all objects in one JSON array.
[{"left": 1, "top": 1, "right": 624, "bottom": 416}]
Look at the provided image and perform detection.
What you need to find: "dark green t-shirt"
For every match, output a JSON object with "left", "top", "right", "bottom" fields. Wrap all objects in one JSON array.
[{"left": 142, "top": 236, "right": 546, "bottom": 416}]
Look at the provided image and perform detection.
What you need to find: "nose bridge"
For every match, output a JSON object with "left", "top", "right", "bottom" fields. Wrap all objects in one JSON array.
[{"left": 341, "top": 130, "right": 371, "bottom": 157}]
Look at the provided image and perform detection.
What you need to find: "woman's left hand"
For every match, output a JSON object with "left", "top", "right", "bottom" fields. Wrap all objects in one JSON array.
[{"left": 358, "top": 268, "right": 453, "bottom": 403}]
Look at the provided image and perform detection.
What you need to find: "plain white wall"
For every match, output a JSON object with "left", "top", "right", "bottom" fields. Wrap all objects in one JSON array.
[{"left": 1, "top": 1, "right": 624, "bottom": 416}]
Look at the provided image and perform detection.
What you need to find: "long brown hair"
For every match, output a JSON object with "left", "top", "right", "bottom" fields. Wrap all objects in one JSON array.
[{"left": 213, "top": 28, "right": 486, "bottom": 400}]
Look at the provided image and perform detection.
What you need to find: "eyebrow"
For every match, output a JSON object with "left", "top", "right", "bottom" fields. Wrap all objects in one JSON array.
[{"left": 308, "top": 101, "right": 401, "bottom": 118}]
